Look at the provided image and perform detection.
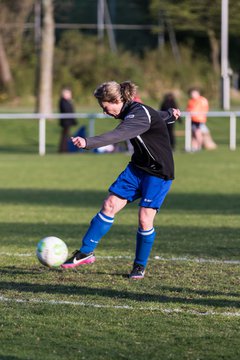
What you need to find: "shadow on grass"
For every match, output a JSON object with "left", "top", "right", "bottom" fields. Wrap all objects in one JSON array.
[
  {"left": 0, "top": 279, "right": 239, "bottom": 309},
  {"left": 0, "top": 189, "right": 106, "bottom": 207},
  {"left": 0, "top": 146, "right": 39, "bottom": 154},
  {"left": 0, "top": 267, "right": 47, "bottom": 276},
  {"left": 0, "top": 356, "right": 24, "bottom": 360},
  {"left": 1, "top": 267, "right": 239, "bottom": 299},
  {"left": 157, "top": 284, "right": 240, "bottom": 299},
  {"left": 0, "top": 222, "right": 239, "bottom": 259},
  {"left": 0, "top": 188, "right": 240, "bottom": 214}
]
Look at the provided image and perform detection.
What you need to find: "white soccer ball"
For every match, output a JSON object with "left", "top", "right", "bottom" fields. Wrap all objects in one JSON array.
[{"left": 36, "top": 236, "right": 68, "bottom": 267}]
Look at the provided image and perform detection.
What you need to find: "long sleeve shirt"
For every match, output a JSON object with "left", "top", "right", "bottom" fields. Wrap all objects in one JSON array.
[{"left": 85, "top": 101, "right": 175, "bottom": 180}]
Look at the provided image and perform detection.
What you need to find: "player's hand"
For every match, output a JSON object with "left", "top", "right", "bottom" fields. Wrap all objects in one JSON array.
[
  {"left": 71, "top": 136, "right": 86, "bottom": 148},
  {"left": 172, "top": 108, "right": 181, "bottom": 120}
]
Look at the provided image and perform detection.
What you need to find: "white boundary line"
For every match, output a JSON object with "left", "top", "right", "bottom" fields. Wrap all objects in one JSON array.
[
  {"left": 0, "top": 252, "right": 240, "bottom": 264},
  {"left": 153, "top": 256, "right": 240, "bottom": 265},
  {"left": 0, "top": 295, "right": 239, "bottom": 317},
  {"left": 0, "top": 252, "right": 33, "bottom": 257}
]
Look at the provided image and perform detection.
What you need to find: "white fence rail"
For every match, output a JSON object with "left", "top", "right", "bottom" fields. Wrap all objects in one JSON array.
[
  {"left": 0, "top": 111, "right": 238, "bottom": 155},
  {"left": 181, "top": 111, "right": 239, "bottom": 152},
  {"left": 0, "top": 112, "right": 105, "bottom": 156}
]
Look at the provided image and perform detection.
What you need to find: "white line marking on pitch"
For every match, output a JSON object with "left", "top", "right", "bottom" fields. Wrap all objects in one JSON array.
[
  {"left": 0, "top": 252, "right": 240, "bottom": 264},
  {"left": 0, "top": 253, "right": 33, "bottom": 257},
  {"left": 153, "top": 256, "right": 240, "bottom": 265},
  {"left": 0, "top": 295, "right": 239, "bottom": 317}
]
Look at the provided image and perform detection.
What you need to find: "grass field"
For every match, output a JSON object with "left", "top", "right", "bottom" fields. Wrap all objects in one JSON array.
[{"left": 0, "top": 117, "right": 240, "bottom": 359}]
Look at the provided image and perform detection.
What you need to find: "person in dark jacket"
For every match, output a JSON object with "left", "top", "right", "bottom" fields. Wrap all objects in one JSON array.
[
  {"left": 58, "top": 87, "right": 77, "bottom": 153},
  {"left": 160, "top": 92, "right": 180, "bottom": 150},
  {"left": 61, "top": 81, "right": 181, "bottom": 279}
]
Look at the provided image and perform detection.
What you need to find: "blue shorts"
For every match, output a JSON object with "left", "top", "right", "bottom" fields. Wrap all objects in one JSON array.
[{"left": 109, "top": 164, "right": 172, "bottom": 210}]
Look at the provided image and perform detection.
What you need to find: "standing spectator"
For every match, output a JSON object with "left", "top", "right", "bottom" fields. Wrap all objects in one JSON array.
[
  {"left": 58, "top": 87, "right": 77, "bottom": 153},
  {"left": 160, "top": 93, "right": 179, "bottom": 150},
  {"left": 187, "top": 88, "right": 209, "bottom": 151}
]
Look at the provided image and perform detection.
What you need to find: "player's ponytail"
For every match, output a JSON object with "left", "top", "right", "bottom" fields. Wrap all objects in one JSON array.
[
  {"left": 119, "top": 81, "right": 137, "bottom": 102},
  {"left": 94, "top": 80, "right": 137, "bottom": 103}
]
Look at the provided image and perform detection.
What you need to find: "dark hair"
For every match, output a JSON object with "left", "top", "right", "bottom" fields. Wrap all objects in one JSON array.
[{"left": 161, "top": 92, "right": 177, "bottom": 110}]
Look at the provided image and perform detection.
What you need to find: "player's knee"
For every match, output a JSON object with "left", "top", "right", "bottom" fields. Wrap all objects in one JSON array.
[
  {"left": 138, "top": 208, "right": 155, "bottom": 230},
  {"left": 138, "top": 215, "right": 152, "bottom": 230},
  {"left": 102, "top": 196, "right": 116, "bottom": 216}
]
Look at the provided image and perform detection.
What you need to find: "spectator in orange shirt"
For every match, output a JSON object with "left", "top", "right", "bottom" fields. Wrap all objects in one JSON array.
[{"left": 187, "top": 88, "right": 209, "bottom": 151}]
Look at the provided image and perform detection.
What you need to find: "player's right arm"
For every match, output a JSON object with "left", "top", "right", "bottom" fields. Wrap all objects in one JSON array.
[
  {"left": 71, "top": 136, "right": 86, "bottom": 148},
  {"left": 76, "top": 107, "right": 151, "bottom": 150}
]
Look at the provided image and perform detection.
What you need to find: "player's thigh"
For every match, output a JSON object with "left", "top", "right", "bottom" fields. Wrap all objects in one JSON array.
[
  {"left": 108, "top": 164, "right": 141, "bottom": 202},
  {"left": 139, "top": 175, "right": 172, "bottom": 210}
]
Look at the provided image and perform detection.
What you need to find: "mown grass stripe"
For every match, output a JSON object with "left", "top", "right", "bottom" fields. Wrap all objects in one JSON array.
[{"left": 0, "top": 295, "right": 240, "bottom": 317}]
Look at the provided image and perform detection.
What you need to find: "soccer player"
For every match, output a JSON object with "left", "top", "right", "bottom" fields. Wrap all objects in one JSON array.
[{"left": 61, "top": 81, "right": 181, "bottom": 279}]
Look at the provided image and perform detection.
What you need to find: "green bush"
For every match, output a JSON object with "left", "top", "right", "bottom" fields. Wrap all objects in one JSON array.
[
  {"left": 2, "top": 30, "right": 220, "bottom": 108},
  {"left": 141, "top": 46, "right": 218, "bottom": 103},
  {"left": 54, "top": 31, "right": 143, "bottom": 100},
  {"left": 54, "top": 31, "right": 218, "bottom": 106}
]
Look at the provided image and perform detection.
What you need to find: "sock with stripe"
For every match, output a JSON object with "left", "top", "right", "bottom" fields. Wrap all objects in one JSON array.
[
  {"left": 80, "top": 211, "right": 114, "bottom": 254},
  {"left": 134, "top": 227, "right": 156, "bottom": 267}
]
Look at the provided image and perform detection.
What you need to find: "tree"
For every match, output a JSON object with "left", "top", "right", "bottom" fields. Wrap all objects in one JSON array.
[
  {"left": 149, "top": 0, "right": 240, "bottom": 74},
  {"left": 0, "top": 0, "right": 33, "bottom": 95},
  {"left": 0, "top": 33, "right": 13, "bottom": 93},
  {"left": 38, "top": 0, "right": 55, "bottom": 113}
]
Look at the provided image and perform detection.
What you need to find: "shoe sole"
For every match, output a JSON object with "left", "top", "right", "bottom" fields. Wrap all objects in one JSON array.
[
  {"left": 61, "top": 256, "right": 96, "bottom": 269},
  {"left": 129, "top": 273, "right": 145, "bottom": 280}
]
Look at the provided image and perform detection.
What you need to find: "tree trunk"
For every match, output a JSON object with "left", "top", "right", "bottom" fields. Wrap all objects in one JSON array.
[
  {"left": 0, "top": 33, "right": 14, "bottom": 95},
  {"left": 207, "top": 29, "right": 220, "bottom": 74},
  {"left": 38, "top": 0, "right": 55, "bottom": 114}
]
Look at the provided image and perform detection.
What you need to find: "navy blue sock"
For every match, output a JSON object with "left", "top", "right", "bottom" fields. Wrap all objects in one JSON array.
[
  {"left": 134, "top": 227, "right": 156, "bottom": 267},
  {"left": 80, "top": 211, "right": 114, "bottom": 254}
]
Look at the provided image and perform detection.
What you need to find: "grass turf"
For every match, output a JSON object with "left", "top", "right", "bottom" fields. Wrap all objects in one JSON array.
[{"left": 0, "top": 116, "right": 240, "bottom": 359}]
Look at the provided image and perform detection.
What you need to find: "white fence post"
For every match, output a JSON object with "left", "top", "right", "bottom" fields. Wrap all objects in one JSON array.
[
  {"left": 229, "top": 113, "right": 236, "bottom": 151},
  {"left": 39, "top": 117, "right": 46, "bottom": 156},
  {"left": 89, "top": 117, "right": 95, "bottom": 137},
  {"left": 185, "top": 113, "right": 192, "bottom": 152}
]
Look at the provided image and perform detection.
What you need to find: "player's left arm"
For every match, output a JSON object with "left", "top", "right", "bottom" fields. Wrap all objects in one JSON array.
[{"left": 159, "top": 108, "right": 181, "bottom": 124}]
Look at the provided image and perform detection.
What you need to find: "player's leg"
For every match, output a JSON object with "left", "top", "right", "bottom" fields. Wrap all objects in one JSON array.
[
  {"left": 101, "top": 193, "right": 128, "bottom": 217},
  {"left": 79, "top": 194, "right": 127, "bottom": 254},
  {"left": 59, "top": 126, "right": 69, "bottom": 153},
  {"left": 191, "top": 122, "right": 203, "bottom": 151},
  {"left": 129, "top": 175, "right": 172, "bottom": 279},
  {"left": 61, "top": 194, "right": 127, "bottom": 268},
  {"left": 129, "top": 207, "right": 157, "bottom": 279},
  {"left": 61, "top": 164, "right": 139, "bottom": 269},
  {"left": 194, "top": 127, "right": 203, "bottom": 150}
]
